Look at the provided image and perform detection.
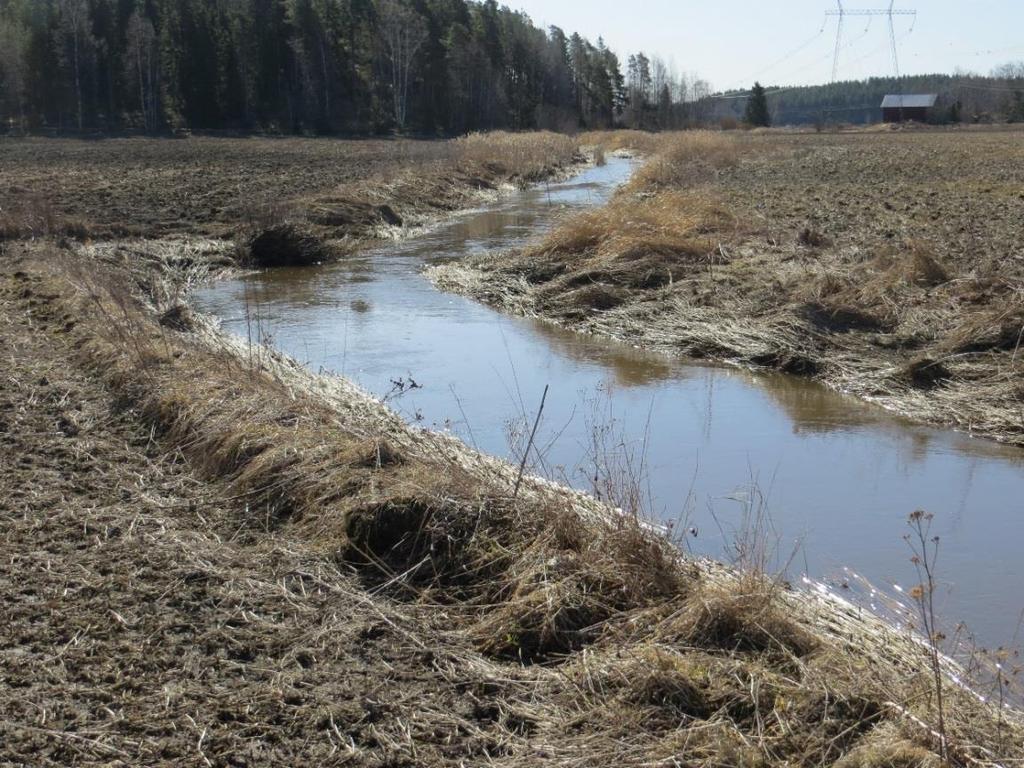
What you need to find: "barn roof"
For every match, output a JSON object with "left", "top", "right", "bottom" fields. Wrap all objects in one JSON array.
[{"left": 881, "top": 94, "right": 938, "bottom": 109}]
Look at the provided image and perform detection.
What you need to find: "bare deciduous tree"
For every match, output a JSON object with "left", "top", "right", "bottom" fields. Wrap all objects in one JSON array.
[
  {"left": 377, "top": 0, "right": 428, "bottom": 130},
  {"left": 991, "top": 61, "right": 1024, "bottom": 80},
  {"left": 0, "top": 18, "right": 29, "bottom": 129},
  {"left": 125, "top": 11, "right": 157, "bottom": 131},
  {"left": 56, "top": 0, "right": 93, "bottom": 131}
]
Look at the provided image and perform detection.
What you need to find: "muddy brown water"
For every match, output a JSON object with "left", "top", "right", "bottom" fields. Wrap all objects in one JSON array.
[{"left": 194, "top": 158, "right": 1024, "bottom": 652}]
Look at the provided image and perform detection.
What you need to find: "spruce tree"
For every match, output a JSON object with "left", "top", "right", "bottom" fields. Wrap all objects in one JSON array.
[{"left": 745, "top": 81, "right": 771, "bottom": 127}]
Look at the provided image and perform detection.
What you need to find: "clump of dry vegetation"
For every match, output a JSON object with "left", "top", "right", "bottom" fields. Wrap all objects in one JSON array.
[
  {"left": 626, "top": 130, "right": 745, "bottom": 189},
  {"left": 436, "top": 128, "right": 1024, "bottom": 445},
  {"left": 452, "top": 130, "right": 581, "bottom": 186},
  {"left": 578, "top": 128, "right": 665, "bottom": 154},
  {"left": 3, "top": 243, "right": 1020, "bottom": 766},
  {"left": 515, "top": 190, "right": 737, "bottom": 318},
  {"left": 0, "top": 193, "right": 93, "bottom": 242}
]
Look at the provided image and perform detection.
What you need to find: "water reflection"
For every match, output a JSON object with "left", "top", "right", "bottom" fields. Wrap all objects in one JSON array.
[
  {"left": 193, "top": 157, "right": 1024, "bottom": 650},
  {"left": 525, "top": 319, "right": 679, "bottom": 388}
]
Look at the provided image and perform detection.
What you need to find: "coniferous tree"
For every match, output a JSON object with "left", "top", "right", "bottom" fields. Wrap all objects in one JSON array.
[{"left": 745, "top": 81, "right": 770, "bottom": 127}]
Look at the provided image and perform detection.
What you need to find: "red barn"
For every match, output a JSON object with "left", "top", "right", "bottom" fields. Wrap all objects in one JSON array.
[{"left": 881, "top": 94, "right": 938, "bottom": 123}]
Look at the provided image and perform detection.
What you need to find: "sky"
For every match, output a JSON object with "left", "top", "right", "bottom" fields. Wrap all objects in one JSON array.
[{"left": 506, "top": 0, "right": 1024, "bottom": 91}]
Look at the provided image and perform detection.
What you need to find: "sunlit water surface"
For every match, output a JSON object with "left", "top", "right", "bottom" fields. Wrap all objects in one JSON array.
[{"left": 194, "top": 158, "right": 1024, "bottom": 650}]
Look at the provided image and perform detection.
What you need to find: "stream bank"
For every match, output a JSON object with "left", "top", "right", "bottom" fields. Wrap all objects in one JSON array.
[
  {"left": 4, "top": 236, "right": 1021, "bottom": 767},
  {"left": 196, "top": 157, "right": 1024, "bottom": 655}
]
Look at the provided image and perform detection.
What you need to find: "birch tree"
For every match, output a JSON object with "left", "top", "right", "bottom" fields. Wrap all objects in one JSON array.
[
  {"left": 0, "top": 17, "right": 28, "bottom": 129},
  {"left": 125, "top": 10, "right": 156, "bottom": 130},
  {"left": 378, "top": 0, "right": 428, "bottom": 130},
  {"left": 56, "top": 0, "right": 93, "bottom": 131}
]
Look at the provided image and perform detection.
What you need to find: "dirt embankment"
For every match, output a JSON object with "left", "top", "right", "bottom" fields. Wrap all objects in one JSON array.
[
  {"left": 433, "top": 129, "right": 1024, "bottom": 446},
  {"left": 2, "top": 232, "right": 1022, "bottom": 765}
]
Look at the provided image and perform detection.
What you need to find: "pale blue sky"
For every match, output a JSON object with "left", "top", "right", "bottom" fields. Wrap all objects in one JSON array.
[{"left": 509, "top": 1, "right": 1024, "bottom": 90}]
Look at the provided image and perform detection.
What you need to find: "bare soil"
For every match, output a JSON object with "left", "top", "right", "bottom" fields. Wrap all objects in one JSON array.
[
  {"left": 0, "top": 135, "right": 579, "bottom": 247},
  {"left": 433, "top": 128, "right": 1024, "bottom": 445}
]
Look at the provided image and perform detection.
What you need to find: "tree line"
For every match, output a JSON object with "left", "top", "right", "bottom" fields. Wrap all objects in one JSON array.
[
  {"left": 707, "top": 68, "right": 1024, "bottom": 127},
  {"left": 7, "top": 0, "right": 1017, "bottom": 136},
  {"left": 0, "top": 0, "right": 708, "bottom": 135}
]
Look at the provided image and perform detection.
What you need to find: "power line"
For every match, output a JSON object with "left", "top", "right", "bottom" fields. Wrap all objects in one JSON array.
[
  {"left": 827, "top": 1, "right": 917, "bottom": 81},
  {"left": 728, "top": 27, "right": 828, "bottom": 91},
  {"left": 774, "top": 18, "right": 878, "bottom": 85}
]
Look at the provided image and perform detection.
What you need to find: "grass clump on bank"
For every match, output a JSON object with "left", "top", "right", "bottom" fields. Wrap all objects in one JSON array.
[
  {"left": 9, "top": 243, "right": 1021, "bottom": 767},
  {"left": 452, "top": 130, "right": 581, "bottom": 186}
]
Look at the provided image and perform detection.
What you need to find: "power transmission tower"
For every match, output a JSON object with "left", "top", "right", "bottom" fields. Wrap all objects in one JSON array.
[{"left": 827, "top": 1, "right": 917, "bottom": 82}]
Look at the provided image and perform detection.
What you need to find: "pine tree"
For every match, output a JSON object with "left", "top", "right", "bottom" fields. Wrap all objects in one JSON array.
[{"left": 745, "top": 81, "right": 770, "bottom": 127}]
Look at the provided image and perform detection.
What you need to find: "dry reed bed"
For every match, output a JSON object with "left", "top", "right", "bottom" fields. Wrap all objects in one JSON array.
[
  {"left": 432, "top": 129, "right": 1024, "bottom": 446},
  {"left": 7, "top": 241, "right": 1018, "bottom": 767}
]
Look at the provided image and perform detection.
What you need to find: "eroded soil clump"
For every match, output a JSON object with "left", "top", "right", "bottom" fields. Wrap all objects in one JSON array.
[
  {"left": 246, "top": 223, "right": 340, "bottom": 267},
  {"left": 434, "top": 128, "right": 1024, "bottom": 445}
]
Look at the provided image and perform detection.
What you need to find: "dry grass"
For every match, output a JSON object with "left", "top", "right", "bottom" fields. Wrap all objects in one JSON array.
[
  {"left": 578, "top": 129, "right": 665, "bottom": 154},
  {"left": 627, "top": 131, "right": 745, "bottom": 190},
  {"left": 494, "top": 187, "right": 739, "bottom": 320},
  {"left": 0, "top": 193, "right": 93, "bottom": 241},
  {"left": 452, "top": 131, "right": 581, "bottom": 186},
  {"left": 7, "top": 243, "right": 1018, "bottom": 767}
]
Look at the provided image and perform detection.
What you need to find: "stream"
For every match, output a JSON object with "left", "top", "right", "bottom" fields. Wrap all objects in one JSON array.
[{"left": 193, "top": 157, "right": 1024, "bottom": 652}]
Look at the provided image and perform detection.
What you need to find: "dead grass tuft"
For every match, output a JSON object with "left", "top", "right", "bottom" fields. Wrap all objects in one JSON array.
[
  {"left": 522, "top": 191, "right": 736, "bottom": 310},
  {"left": 606, "top": 646, "right": 717, "bottom": 719},
  {"left": 832, "top": 727, "right": 943, "bottom": 768},
  {"left": 904, "top": 241, "right": 951, "bottom": 287},
  {"left": 661, "top": 580, "right": 819, "bottom": 659},
  {"left": 577, "top": 129, "right": 664, "bottom": 154},
  {"left": 800, "top": 241, "right": 957, "bottom": 337},
  {"left": 628, "top": 131, "right": 744, "bottom": 190},
  {"left": 943, "top": 297, "right": 1024, "bottom": 355},
  {"left": 0, "top": 194, "right": 93, "bottom": 241},
  {"left": 452, "top": 131, "right": 580, "bottom": 186}
]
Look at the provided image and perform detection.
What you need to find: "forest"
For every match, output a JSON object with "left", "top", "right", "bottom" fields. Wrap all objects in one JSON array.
[
  {"left": 1, "top": 0, "right": 1022, "bottom": 135},
  {"left": 0, "top": 0, "right": 691, "bottom": 134}
]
